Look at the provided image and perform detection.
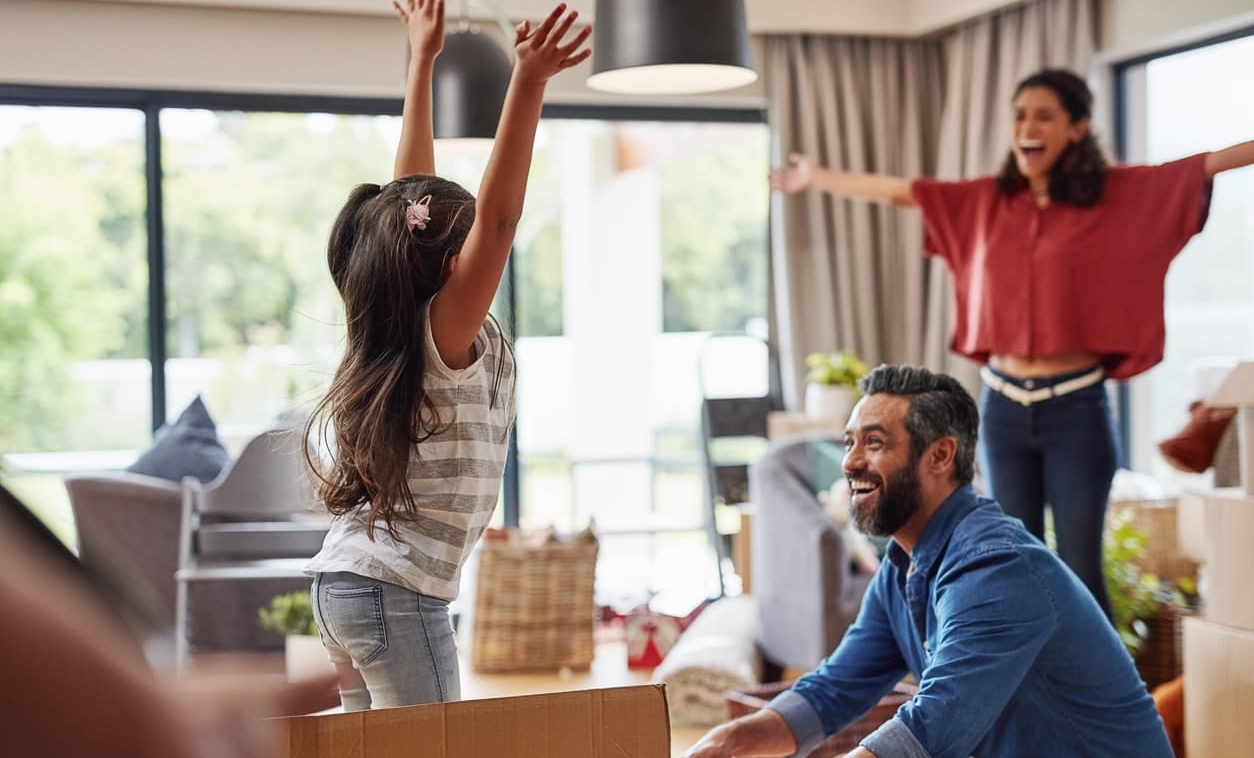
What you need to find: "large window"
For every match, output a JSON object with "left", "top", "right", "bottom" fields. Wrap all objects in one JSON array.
[
  {"left": 508, "top": 119, "right": 769, "bottom": 599},
  {"left": 160, "top": 109, "right": 395, "bottom": 445},
  {"left": 0, "top": 91, "right": 769, "bottom": 602},
  {"left": 0, "top": 105, "right": 149, "bottom": 541},
  {"left": 1120, "top": 31, "right": 1254, "bottom": 484}
]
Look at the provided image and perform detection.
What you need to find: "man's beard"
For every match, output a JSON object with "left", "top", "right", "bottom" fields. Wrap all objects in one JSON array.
[{"left": 850, "top": 456, "right": 922, "bottom": 537}]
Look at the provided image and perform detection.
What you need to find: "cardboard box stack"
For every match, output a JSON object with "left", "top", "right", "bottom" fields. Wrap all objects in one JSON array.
[
  {"left": 1178, "top": 362, "right": 1254, "bottom": 757},
  {"left": 274, "top": 684, "right": 670, "bottom": 758}
]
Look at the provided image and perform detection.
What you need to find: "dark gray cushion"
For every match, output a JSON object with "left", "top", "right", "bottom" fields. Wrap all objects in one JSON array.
[{"left": 127, "top": 396, "right": 229, "bottom": 484}]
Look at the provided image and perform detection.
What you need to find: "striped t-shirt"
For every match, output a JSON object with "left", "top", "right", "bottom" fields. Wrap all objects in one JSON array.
[{"left": 305, "top": 303, "right": 516, "bottom": 601}]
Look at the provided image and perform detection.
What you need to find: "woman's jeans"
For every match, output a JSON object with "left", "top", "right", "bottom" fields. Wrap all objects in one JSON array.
[
  {"left": 311, "top": 571, "right": 460, "bottom": 710},
  {"left": 979, "top": 367, "right": 1117, "bottom": 620}
]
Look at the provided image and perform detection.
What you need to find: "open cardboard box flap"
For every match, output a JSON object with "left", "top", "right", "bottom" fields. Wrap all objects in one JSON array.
[{"left": 275, "top": 683, "right": 671, "bottom": 758}]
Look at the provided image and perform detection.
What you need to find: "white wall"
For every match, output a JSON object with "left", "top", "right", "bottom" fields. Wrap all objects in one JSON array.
[
  {"left": 0, "top": 0, "right": 769, "bottom": 107},
  {"left": 3, "top": 0, "right": 1251, "bottom": 109},
  {"left": 66, "top": 0, "right": 1009, "bottom": 35},
  {"left": 0, "top": 0, "right": 404, "bottom": 98},
  {"left": 0, "top": 0, "right": 1024, "bottom": 108},
  {"left": 1100, "top": 0, "right": 1254, "bottom": 55}
]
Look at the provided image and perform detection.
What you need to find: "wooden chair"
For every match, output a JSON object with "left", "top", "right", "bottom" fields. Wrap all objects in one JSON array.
[{"left": 696, "top": 333, "right": 782, "bottom": 597}]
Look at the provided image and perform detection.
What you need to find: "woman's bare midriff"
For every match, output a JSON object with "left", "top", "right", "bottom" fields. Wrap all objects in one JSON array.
[{"left": 989, "top": 351, "right": 1102, "bottom": 379}]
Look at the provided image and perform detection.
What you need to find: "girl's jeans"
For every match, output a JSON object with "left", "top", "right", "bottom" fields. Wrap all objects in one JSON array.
[
  {"left": 978, "top": 366, "right": 1117, "bottom": 620},
  {"left": 311, "top": 571, "right": 460, "bottom": 710}
]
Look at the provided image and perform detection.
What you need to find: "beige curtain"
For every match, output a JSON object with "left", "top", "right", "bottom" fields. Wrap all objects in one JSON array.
[
  {"left": 764, "top": 35, "right": 945, "bottom": 407},
  {"left": 765, "top": 0, "right": 1098, "bottom": 404}
]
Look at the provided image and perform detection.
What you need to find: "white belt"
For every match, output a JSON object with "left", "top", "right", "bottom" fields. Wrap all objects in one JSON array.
[{"left": 980, "top": 366, "right": 1105, "bottom": 407}]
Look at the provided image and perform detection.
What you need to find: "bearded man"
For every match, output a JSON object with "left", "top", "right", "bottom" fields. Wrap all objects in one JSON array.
[{"left": 684, "top": 365, "right": 1172, "bottom": 758}]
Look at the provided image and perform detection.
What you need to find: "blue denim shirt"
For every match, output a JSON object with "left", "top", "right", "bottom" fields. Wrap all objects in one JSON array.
[{"left": 765, "top": 485, "right": 1173, "bottom": 758}]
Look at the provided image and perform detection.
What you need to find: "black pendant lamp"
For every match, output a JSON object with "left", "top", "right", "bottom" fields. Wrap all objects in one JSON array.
[
  {"left": 587, "top": 0, "right": 757, "bottom": 95},
  {"left": 433, "top": 28, "right": 512, "bottom": 140}
]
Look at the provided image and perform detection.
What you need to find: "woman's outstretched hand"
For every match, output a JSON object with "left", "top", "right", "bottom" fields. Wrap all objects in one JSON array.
[
  {"left": 769, "top": 152, "right": 815, "bottom": 194},
  {"left": 513, "top": 3, "right": 592, "bottom": 85},
  {"left": 393, "top": 0, "right": 444, "bottom": 62}
]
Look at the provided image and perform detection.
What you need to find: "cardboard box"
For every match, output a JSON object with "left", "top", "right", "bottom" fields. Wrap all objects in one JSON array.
[
  {"left": 1207, "top": 362, "right": 1254, "bottom": 496},
  {"left": 1183, "top": 616, "right": 1254, "bottom": 758},
  {"left": 275, "top": 684, "right": 670, "bottom": 758},
  {"left": 1198, "top": 488, "right": 1254, "bottom": 631},
  {"left": 1177, "top": 490, "right": 1207, "bottom": 564}
]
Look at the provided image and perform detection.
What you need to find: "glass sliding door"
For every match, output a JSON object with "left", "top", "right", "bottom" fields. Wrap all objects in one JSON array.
[
  {"left": 0, "top": 93, "right": 770, "bottom": 605},
  {"left": 159, "top": 108, "right": 399, "bottom": 449},
  {"left": 1121, "top": 33, "right": 1254, "bottom": 483},
  {"left": 509, "top": 118, "right": 769, "bottom": 600},
  {"left": 0, "top": 104, "right": 149, "bottom": 540}
]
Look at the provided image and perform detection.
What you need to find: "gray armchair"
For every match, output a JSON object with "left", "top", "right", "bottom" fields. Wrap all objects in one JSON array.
[
  {"left": 66, "top": 472, "right": 182, "bottom": 634},
  {"left": 65, "top": 465, "right": 316, "bottom": 652},
  {"left": 749, "top": 438, "right": 872, "bottom": 672}
]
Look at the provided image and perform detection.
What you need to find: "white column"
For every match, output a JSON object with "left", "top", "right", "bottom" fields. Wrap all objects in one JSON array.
[{"left": 561, "top": 126, "right": 662, "bottom": 525}]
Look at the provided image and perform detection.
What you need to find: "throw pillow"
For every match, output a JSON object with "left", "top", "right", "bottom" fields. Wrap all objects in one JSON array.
[{"left": 127, "top": 395, "right": 230, "bottom": 484}]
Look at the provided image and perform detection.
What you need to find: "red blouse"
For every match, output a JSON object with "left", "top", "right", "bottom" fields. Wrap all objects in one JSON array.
[{"left": 910, "top": 153, "right": 1213, "bottom": 380}]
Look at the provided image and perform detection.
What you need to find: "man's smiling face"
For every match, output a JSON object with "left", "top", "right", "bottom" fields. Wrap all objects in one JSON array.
[{"left": 842, "top": 393, "right": 923, "bottom": 537}]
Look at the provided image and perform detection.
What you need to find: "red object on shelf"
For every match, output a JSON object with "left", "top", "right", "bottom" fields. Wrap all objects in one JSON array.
[{"left": 624, "top": 595, "right": 710, "bottom": 670}]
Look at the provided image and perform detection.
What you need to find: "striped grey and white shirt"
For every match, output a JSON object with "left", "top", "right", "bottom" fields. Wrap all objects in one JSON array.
[{"left": 305, "top": 303, "right": 516, "bottom": 601}]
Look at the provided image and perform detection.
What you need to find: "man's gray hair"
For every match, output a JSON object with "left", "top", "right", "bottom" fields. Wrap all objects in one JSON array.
[{"left": 858, "top": 364, "right": 979, "bottom": 484}]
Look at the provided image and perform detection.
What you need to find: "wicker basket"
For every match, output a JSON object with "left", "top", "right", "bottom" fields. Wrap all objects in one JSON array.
[
  {"left": 471, "top": 532, "right": 598, "bottom": 673},
  {"left": 1108, "top": 498, "right": 1199, "bottom": 583},
  {"left": 1135, "top": 605, "right": 1186, "bottom": 692}
]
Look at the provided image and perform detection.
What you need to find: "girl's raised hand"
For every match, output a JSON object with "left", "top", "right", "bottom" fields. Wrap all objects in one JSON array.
[
  {"left": 513, "top": 3, "right": 592, "bottom": 85},
  {"left": 393, "top": 0, "right": 445, "bottom": 62}
]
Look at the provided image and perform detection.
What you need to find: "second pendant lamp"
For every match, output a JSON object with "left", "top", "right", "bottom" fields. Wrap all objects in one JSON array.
[{"left": 587, "top": 0, "right": 757, "bottom": 95}]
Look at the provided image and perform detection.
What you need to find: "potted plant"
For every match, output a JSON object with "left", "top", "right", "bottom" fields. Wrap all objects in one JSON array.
[
  {"left": 259, "top": 590, "right": 333, "bottom": 681},
  {"left": 1103, "top": 509, "right": 1195, "bottom": 688},
  {"left": 804, "top": 350, "right": 871, "bottom": 423}
]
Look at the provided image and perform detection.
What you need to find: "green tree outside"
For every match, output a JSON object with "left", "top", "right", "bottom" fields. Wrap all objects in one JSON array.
[
  {"left": 659, "top": 132, "right": 768, "bottom": 333},
  {"left": 0, "top": 119, "right": 143, "bottom": 452}
]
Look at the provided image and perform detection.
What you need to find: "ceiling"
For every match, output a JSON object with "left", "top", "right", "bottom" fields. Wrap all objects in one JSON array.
[{"left": 86, "top": 0, "right": 1024, "bottom": 36}]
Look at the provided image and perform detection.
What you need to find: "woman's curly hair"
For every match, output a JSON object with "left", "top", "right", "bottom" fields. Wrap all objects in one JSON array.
[{"left": 995, "top": 69, "right": 1109, "bottom": 208}]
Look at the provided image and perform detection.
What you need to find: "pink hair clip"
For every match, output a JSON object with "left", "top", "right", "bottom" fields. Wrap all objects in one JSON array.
[{"left": 405, "top": 195, "right": 433, "bottom": 231}]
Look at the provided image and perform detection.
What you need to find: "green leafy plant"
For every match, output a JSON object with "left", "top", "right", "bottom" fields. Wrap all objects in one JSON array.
[
  {"left": 1103, "top": 509, "right": 1192, "bottom": 657},
  {"left": 805, "top": 350, "right": 870, "bottom": 389},
  {"left": 258, "top": 590, "right": 318, "bottom": 636}
]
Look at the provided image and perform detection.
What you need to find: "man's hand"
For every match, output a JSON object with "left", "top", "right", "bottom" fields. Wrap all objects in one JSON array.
[
  {"left": 681, "top": 710, "right": 799, "bottom": 758},
  {"left": 682, "top": 722, "right": 737, "bottom": 758}
]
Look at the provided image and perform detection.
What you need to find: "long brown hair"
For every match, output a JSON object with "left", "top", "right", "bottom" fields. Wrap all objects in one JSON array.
[
  {"left": 305, "top": 175, "right": 478, "bottom": 537},
  {"left": 995, "top": 69, "right": 1109, "bottom": 207}
]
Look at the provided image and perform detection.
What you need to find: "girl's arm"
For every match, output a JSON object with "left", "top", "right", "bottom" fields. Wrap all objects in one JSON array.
[
  {"left": 1204, "top": 140, "right": 1254, "bottom": 178},
  {"left": 393, "top": 0, "right": 444, "bottom": 179},
  {"left": 430, "top": 3, "right": 591, "bottom": 364},
  {"left": 770, "top": 152, "right": 917, "bottom": 207}
]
